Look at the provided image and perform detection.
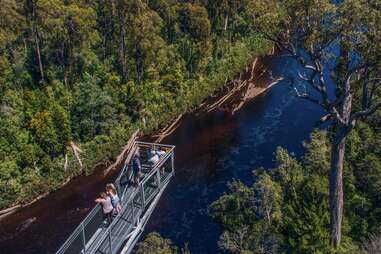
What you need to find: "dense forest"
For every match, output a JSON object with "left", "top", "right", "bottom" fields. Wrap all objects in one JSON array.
[
  {"left": 137, "top": 120, "right": 380, "bottom": 253},
  {"left": 210, "top": 124, "right": 381, "bottom": 253},
  {"left": 1, "top": 0, "right": 380, "bottom": 253},
  {"left": 136, "top": 0, "right": 381, "bottom": 253},
  {"left": 0, "top": 0, "right": 272, "bottom": 210}
]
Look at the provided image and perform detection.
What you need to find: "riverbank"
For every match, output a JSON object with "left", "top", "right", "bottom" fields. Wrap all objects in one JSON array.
[
  {"left": 150, "top": 51, "right": 280, "bottom": 143},
  {"left": 0, "top": 47, "right": 275, "bottom": 219},
  {"left": 0, "top": 53, "right": 325, "bottom": 254},
  {"left": 143, "top": 53, "right": 325, "bottom": 253},
  {"left": 0, "top": 35, "right": 273, "bottom": 215},
  {"left": 0, "top": 51, "right": 279, "bottom": 254}
]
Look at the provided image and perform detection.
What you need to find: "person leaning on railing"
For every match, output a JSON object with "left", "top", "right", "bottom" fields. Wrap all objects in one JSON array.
[
  {"left": 95, "top": 192, "right": 113, "bottom": 226},
  {"left": 148, "top": 149, "right": 166, "bottom": 166},
  {"left": 148, "top": 148, "right": 167, "bottom": 176}
]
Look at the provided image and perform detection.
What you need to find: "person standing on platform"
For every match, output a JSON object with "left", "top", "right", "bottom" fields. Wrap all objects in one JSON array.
[
  {"left": 132, "top": 149, "right": 142, "bottom": 186},
  {"left": 106, "top": 183, "right": 122, "bottom": 214}
]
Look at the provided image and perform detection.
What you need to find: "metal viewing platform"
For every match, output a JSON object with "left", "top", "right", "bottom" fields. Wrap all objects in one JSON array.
[{"left": 56, "top": 141, "right": 175, "bottom": 254}]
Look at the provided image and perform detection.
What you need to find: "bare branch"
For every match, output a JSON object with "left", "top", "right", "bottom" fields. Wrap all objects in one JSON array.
[
  {"left": 351, "top": 101, "right": 381, "bottom": 121},
  {"left": 295, "top": 92, "right": 326, "bottom": 109},
  {"left": 330, "top": 106, "right": 346, "bottom": 124},
  {"left": 304, "top": 64, "right": 317, "bottom": 71},
  {"left": 297, "top": 71, "right": 310, "bottom": 81},
  {"left": 64, "top": 153, "right": 68, "bottom": 172},
  {"left": 251, "top": 24, "right": 296, "bottom": 56},
  {"left": 315, "top": 114, "right": 332, "bottom": 126},
  {"left": 69, "top": 141, "right": 83, "bottom": 170}
]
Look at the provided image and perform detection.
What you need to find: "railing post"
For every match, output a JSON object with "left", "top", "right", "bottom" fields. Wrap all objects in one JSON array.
[
  {"left": 156, "top": 168, "right": 161, "bottom": 189},
  {"left": 131, "top": 200, "right": 135, "bottom": 224},
  {"left": 108, "top": 229, "right": 112, "bottom": 254},
  {"left": 171, "top": 151, "right": 175, "bottom": 175},
  {"left": 81, "top": 223, "right": 86, "bottom": 254},
  {"left": 140, "top": 183, "right": 145, "bottom": 207}
]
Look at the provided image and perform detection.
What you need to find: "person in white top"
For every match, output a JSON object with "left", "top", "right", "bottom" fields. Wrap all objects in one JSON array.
[
  {"left": 148, "top": 149, "right": 166, "bottom": 166},
  {"left": 106, "top": 183, "right": 122, "bottom": 214},
  {"left": 95, "top": 192, "right": 113, "bottom": 225}
]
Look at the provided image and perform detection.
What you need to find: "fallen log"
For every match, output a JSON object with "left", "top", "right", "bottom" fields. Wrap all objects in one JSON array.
[
  {"left": 103, "top": 130, "right": 139, "bottom": 176},
  {"left": 154, "top": 114, "right": 183, "bottom": 142}
]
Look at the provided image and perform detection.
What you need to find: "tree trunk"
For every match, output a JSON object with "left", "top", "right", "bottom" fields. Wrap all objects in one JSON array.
[
  {"left": 31, "top": 2, "right": 44, "bottom": 82},
  {"left": 329, "top": 68, "right": 353, "bottom": 247},
  {"left": 34, "top": 33, "right": 44, "bottom": 82},
  {"left": 329, "top": 132, "right": 345, "bottom": 247},
  {"left": 119, "top": 15, "right": 127, "bottom": 81},
  {"left": 224, "top": 14, "right": 228, "bottom": 31}
]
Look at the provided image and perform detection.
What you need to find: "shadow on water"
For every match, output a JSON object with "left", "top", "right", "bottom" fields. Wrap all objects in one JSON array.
[{"left": 0, "top": 54, "right": 325, "bottom": 254}]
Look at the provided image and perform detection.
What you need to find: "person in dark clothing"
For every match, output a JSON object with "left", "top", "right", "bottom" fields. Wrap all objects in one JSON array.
[{"left": 132, "top": 150, "right": 142, "bottom": 186}]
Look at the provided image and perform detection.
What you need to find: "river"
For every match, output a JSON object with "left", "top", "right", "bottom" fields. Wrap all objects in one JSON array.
[{"left": 0, "top": 54, "right": 324, "bottom": 254}]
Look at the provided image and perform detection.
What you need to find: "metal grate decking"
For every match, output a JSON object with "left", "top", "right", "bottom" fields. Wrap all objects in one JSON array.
[{"left": 56, "top": 141, "right": 175, "bottom": 254}]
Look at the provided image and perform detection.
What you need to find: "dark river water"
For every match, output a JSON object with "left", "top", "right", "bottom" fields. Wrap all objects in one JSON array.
[
  {"left": 0, "top": 54, "right": 324, "bottom": 254},
  {"left": 144, "top": 55, "right": 325, "bottom": 253}
]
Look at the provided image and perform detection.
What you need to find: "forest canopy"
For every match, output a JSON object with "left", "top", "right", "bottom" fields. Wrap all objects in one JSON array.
[{"left": 0, "top": 0, "right": 272, "bottom": 209}]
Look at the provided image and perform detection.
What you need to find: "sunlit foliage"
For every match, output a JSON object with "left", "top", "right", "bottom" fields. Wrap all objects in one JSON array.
[{"left": 0, "top": 0, "right": 271, "bottom": 209}]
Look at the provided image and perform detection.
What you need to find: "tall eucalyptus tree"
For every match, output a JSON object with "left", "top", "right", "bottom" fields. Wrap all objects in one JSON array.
[{"left": 249, "top": 0, "right": 380, "bottom": 247}]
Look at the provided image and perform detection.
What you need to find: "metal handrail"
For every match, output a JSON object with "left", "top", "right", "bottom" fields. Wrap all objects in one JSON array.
[
  {"left": 57, "top": 204, "right": 101, "bottom": 253},
  {"left": 115, "top": 145, "right": 137, "bottom": 185},
  {"left": 87, "top": 148, "right": 174, "bottom": 253},
  {"left": 141, "top": 149, "right": 173, "bottom": 186},
  {"left": 56, "top": 141, "right": 175, "bottom": 254},
  {"left": 93, "top": 144, "right": 174, "bottom": 252},
  {"left": 135, "top": 141, "right": 175, "bottom": 148}
]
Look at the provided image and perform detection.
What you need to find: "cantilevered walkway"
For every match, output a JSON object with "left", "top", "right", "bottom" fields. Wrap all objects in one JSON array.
[{"left": 56, "top": 141, "right": 175, "bottom": 254}]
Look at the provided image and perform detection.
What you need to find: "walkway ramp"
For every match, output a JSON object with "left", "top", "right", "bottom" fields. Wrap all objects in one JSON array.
[{"left": 56, "top": 141, "right": 175, "bottom": 254}]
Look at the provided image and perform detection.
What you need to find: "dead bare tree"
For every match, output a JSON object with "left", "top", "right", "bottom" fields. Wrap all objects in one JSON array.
[{"left": 250, "top": 0, "right": 381, "bottom": 246}]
